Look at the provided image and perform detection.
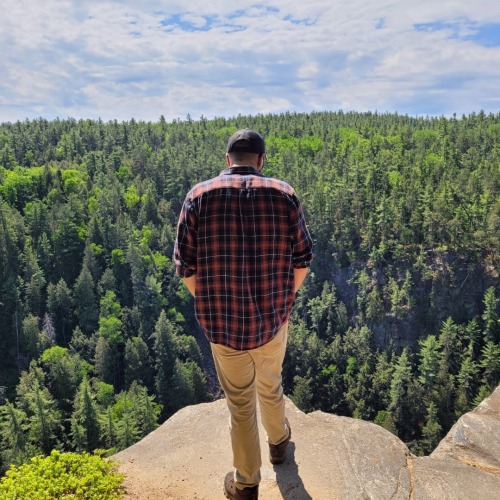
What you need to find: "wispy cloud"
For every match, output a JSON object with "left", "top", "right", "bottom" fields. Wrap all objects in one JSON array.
[
  {"left": 415, "top": 20, "right": 500, "bottom": 48},
  {"left": 1, "top": 0, "right": 500, "bottom": 122}
]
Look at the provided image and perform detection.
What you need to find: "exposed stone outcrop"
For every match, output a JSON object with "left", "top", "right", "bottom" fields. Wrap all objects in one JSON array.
[
  {"left": 114, "top": 386, "right": 500, "bottom": 499},
  {"left": 431, "top": 385, "right": 500, "bottom": 474}
]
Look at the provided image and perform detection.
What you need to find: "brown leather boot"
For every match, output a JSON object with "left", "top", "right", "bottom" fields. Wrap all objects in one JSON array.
[
  {"left": 223, "top": 472, "right": 259, "bottom": 499},
  {"left": 269, "top": 418, "right": 291, "bottom": 465}
]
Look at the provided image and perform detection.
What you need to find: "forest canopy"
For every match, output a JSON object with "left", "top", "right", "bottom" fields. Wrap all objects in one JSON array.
[{"left": 0, "top": 111, "right": 499, "bottom": 471}]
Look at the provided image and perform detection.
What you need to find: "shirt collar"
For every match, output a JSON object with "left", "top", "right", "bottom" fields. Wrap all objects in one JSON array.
[{"left": 220, "top": 166, "right": 264, "bottom": 177}]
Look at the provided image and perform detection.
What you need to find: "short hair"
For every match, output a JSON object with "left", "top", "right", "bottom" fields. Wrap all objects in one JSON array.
[{"left": 227, "top": 151, "right": 261, "bottom": 164}]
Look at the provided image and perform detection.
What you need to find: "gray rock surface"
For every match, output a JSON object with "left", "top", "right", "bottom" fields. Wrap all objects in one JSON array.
[
  {"left": 114, "top": 386, "right": 500, "bottom": 499},
  {"left": 431, "top": 385, "right": 500, "bottom": 474}
]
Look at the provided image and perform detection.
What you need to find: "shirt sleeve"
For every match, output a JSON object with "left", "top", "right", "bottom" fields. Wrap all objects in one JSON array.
[
  {"left": 289, "top": 194, "right": 314, "bottom": 268},
  {"left": 173, "top": 197, "right": 198, "bottom": 278}
]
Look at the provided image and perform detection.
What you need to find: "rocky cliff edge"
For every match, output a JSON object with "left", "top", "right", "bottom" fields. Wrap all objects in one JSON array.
[{"left": 113, "top": 385, "right": 500, "bottom": 499}]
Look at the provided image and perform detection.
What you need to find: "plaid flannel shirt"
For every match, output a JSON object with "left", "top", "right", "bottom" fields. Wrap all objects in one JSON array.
[{"left": 174, "top": 166, "right": 314, "bottom": 350}]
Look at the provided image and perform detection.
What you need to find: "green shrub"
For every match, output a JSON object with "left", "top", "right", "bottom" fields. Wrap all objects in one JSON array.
[{"left": 0, "top": 450, "right": 124, "bottom": 499}]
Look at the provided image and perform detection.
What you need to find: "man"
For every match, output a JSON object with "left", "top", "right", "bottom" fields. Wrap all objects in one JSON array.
[{"left": 173, "top": 129, "right": 314, "bottom": 499}]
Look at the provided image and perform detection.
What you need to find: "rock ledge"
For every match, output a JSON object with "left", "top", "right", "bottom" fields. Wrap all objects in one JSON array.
[{"left": 114, "top": 386, "right": 500, "bottom": 499}]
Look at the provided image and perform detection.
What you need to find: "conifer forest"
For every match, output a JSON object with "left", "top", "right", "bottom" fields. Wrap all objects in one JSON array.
[{"left": 0, "top": 111, "right": 499, "bottom": 472}]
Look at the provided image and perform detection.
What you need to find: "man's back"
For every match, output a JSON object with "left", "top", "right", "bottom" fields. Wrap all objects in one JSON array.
[{"left": 174, "top": 166, "right": 313, "bottom": 350}]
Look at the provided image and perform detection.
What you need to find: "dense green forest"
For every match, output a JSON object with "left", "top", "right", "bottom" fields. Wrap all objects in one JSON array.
[{"left": 0, "top": 111, "right": 499, "bottom": 472}]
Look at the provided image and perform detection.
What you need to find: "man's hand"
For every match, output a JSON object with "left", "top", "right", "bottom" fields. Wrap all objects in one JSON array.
[
  {"left": 184, "top": 270, "right": 306, "bottom": 296},
  {"left": 294, "top": 267, "right": 308, "bottom": 293},
  {"left": 182, "top": 275, "right": 196, "bottom": 297}
]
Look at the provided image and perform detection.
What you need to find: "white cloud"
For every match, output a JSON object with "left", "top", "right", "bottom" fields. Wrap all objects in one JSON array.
[
  {"left": 1, "top": 0, "right": 500, "bottom": 122},
  {"left": 297, "top": 62, "right": 320, "bottom": 80}
]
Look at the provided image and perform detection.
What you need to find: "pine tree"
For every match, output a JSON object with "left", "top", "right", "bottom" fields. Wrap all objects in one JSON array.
[
  {"left": 116, "top": 397, "right": 139, "bottom": 449},
  {"left": 94, "top": 336, "right": 115, "bottom": 385},
  {"left": 313, "top": 339, "right": 344, "bottom": 414},
  {"left": 472, "top": 384, "right": 494, "bottom": 408},
  {"left": 388, "top": 277, "right": 404, "bottom": 319},
  {"left": 100, "top": 406, "right": 118, "bottom": 451},
  {"left": 73, "top": 265, "right": 98, "bottom": 335},
  {"left": 307, "top": 281, "right": 338, "bottom": 338},
  {"left": 465, "top": 318, "right": 482, "bottom": 360},
  {"left": 23, "top": 246, "right": 46, "bottom": 318},
  {"left": 68, "top": 326, "right": 96, "bottom": 362},
  {"left": 438, "top": 317, "right": 461, "bottom": 374},
  {"left": 26, "top": 380, "right": 61, "bottom": 454},
  {"left": 127, "top": 383, "right": 161, "bottom": 437},
  {"left": 0, "top": 202, "right": 20, "bottom": 361},
  {"left": 171, "top": 359, "right": 208, "bottom": 409},
  {"left": 454, "top": 344, "right": 480, "bottom": 417},
  {"left": 98, "top": 268, "right": 117, "bottom": 296},
  {"left": 371, "top": 350, "right": 394, "bottom": 411},
  {"left": 0, "top": 402, "right": 31, "bottom": 469},
  {"left": 40, "top": 346, "right": 82, "bottom": 408},
  {"left": 365, "top": 287, "right": 384, "bottom": 321},
  {"left": 479, "top": 341, "right": 500, "bottom": 388},
  {"left": 388, "top": 349, "right": 416, "bottom": 440},
  {"left": 482, "top": 287, "right": 499, "bottom": 343},
  {"left": 70, "top": 417, "right": 86, "bottom": 453},
  {"left": 21, "top": 315, "right": 42, "bottom": 361},
  {"left": 71, "top": 378, "right": 100, "bottom": 451},
  {"left": 420, "top": 402, "right": 442, "bottom": 455},
  {"left": 98, "top": 291, "right": 123, "bottom": 342},
  {"left": 15, "top": 361, "right": 46, "bottom": 415},
  {"left": 124, "top": 337, "right": 152, "bottom": 389},
  {"left": 37, "top": 232, "right": 54, "bottom": 281},
  {"left": 153, "top": 311, "right": 178, "bottom": 412},
  {"left": 291, "top": 375, "right": 314, "bottom": 412},
  {"left": 418, "top": 335, "right": 442, "bottom": 392},
  {"left": 46, "top": 278, "right": 74, "bottom": 345},
  {"left": 140, "top": 388, "right": 161, "bottom": 436}
]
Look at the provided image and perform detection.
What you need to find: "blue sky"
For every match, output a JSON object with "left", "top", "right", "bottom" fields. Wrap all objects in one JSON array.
[{"left": 1, "top": 0, "right": 500, "bottom": 123}]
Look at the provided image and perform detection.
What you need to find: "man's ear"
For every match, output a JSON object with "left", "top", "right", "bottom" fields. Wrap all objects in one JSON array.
[
  {"left": 258, "top": 154, "right": 265, "bottom": 170},
  {"left": 226, "top": 153, "right": 231, "bottom": 166}
]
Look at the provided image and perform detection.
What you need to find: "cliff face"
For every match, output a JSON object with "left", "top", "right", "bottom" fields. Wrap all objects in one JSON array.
[
  {"left": 331, "top": 253, "right": 498, "bottom": 350},
  {"left": 114, "top": 385, "right": 500, "bottom": 499}
]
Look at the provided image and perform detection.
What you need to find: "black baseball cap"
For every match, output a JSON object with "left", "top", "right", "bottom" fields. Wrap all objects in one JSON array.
[{"left": 227, "top": 129, "right": 266, "bottom": 154}]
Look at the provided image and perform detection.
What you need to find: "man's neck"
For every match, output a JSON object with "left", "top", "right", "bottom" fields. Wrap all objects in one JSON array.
[{"left": 229, "top": 164, "right": 261, "bottom": 171}]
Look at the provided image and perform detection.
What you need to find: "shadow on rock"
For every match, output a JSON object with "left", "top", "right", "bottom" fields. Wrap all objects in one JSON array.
[{"left": 274, "top": 442, "right": 312, "bottom": 499}]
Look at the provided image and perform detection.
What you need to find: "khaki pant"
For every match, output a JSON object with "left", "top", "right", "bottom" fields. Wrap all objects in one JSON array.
[{"left": 210, "top": 323, "right": 290, "bottom": 489}]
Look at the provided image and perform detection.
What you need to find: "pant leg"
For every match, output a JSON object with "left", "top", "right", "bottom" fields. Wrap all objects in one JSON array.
[
  {"left": 250, "top": 322, "right": 290, "bottom": 445},
  {"left": 210, "top": 342, "right": 261, "bottom": 488}
]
